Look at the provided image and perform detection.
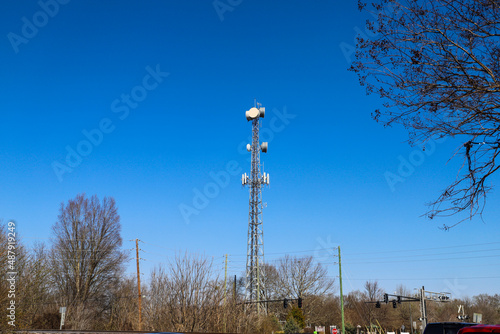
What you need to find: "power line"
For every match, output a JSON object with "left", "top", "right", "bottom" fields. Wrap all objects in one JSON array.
[
  {"left": 140, "top": 240, "right": 176, "bottom": 252},
  {"left": 343, "top": 248, "right": 500, "bottom": 262},
  {"left": 340, "top": 276, "right": 500, "bottom": 281},
  {"left": 344, "top": 253, "right": 500, "bottom": 265},
  {"left": 345, "top": 241, "right": 500, "bottom": 257},
  {"left": 229, "top": 247, "right": 338, "bottom": 257}
]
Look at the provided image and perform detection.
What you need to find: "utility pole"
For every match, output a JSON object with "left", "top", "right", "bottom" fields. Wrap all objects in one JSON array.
[
  {"left": 224, "top": 254, "right": 228, "bottom": 333},
  {"left": 338, "top": 246, "right": 345, "bottom": 334},
  {"left": 136, "top": 239, "right": 142, "bottom": 331},
  {"left": 409, "top": 301, "right": 413, "bottom": 334},
  {"left": 234, "top": 275, "right": 237, "bottom": 301},
  {"left": 419, "top": 286, "right": 427, "bottom": 330},
  {"left": 418, "top": 286, "right": 450, "bottom": 330}
]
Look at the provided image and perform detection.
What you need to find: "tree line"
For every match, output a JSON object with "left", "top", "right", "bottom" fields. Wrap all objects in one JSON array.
[{"left": 1, "top": 194, "right": 499, "bottom": 332}]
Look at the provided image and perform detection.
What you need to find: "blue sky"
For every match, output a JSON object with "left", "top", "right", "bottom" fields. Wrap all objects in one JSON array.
[{"left": 1, "top": 0, "right": 499, "bottom": 299}]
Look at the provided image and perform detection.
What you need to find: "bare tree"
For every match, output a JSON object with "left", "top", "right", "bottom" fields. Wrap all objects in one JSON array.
[
  {"left": 364, "top": 281, "right": 385, "bottom": 328},
  {"left": 344, "top": 290, "right": 367, "bottom": 327},
  {"left": 145, "top": 252, "right": 224, "bottom": 332},
  {"left": 272, "top": 255, "right": 335, "bottom": 324},
  {"left": 105, "top": 277, "right": 138, "bottom": 330},
  {"left": 0, "top": 221, "right": 55, "bottom": 330},
  {"left": 50, "top": 194, "right": 127, "bottom": 329},
  {"left": 364, "top": 281, "right": 384, "bottom": 302},
  {"left": 306, "top": 294, "right": 341, "bottom": 329},
  {"left": 261, "top": 263, "right": 280, "bottom": 301},
  {"left": 351, "top": 0, "right": 500, "bottom": 226},
  {"left": 472, "top": 294, "right": 500, "bottom": 324},
  {"left": 17, "top": 242, "right": 54, "bottom": 329},
  {"left": 394, "top": 285, "right": 414, "bottom": 331},
  {"left": 275, "top": 255, "right": 335, "bottom": 298}
]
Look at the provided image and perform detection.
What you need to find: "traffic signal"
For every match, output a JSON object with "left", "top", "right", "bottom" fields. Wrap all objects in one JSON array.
[
  {"left": 383, "top": 294, "right": 388, "bottom": 303},
  {"left": 397, "top": 296, "right": 402, "bottom": 304},
  {"left": 392, "top": 300, "right": 397, "bottom": 308},
  {"left": 376, "top": 302, "right": 381, "bottom": 308},
  {"left": 284, "top": 298, "right": 288, "bottom": 308},
  {"left": 298, "top": 297, "right": 303, "bottom": 308}
]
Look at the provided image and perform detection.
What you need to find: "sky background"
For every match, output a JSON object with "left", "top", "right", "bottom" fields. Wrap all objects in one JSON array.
[{"left": 1, "top": 0, "right": 499, "bottom": 300}]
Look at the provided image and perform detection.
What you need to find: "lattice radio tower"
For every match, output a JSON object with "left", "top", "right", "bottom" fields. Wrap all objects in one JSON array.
[{"left": 242, "top": 101, "right": 269, "bottom": 310}]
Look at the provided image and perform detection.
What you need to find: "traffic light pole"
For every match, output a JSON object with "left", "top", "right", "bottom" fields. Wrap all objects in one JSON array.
[{"left": 366, "top": 288, "right": 450, "bottom": 332}]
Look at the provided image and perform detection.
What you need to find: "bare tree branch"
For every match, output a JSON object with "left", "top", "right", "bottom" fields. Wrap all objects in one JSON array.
[{"left": 352, "top": 0, "right": 500, "bottom": 226}]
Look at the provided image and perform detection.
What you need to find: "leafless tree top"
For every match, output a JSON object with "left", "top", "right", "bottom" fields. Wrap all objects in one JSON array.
[
  {"left": 275, "top": 255, "right": 335, "bottom": 298},
  {"left": 351, "top": 0, "right": 500, "bottom": 227}
]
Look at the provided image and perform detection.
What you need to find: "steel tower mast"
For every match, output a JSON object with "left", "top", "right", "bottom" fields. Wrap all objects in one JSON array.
[{"left": 242, "top": 102, "right": 269, "bottom": 309}]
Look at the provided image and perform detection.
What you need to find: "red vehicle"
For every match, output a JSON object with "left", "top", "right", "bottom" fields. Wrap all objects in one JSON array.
[{"left": 458, "top": 325, "right": 500, "bottom": 334}]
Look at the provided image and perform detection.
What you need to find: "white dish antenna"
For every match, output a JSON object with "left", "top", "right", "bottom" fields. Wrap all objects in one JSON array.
[
  {"left": 259, "top": 107, "right": 265, "bottom": 118},
  {"left": 245, "top": 107, "right": 260, "bottom": 121},
  {"left": 260, "top": 142, "right": 268, "bottom": 153}
]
